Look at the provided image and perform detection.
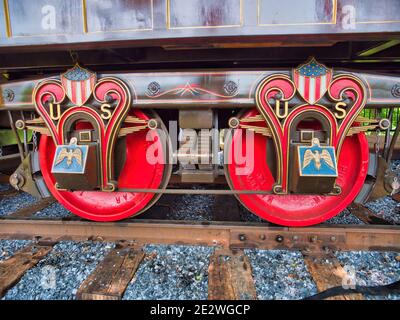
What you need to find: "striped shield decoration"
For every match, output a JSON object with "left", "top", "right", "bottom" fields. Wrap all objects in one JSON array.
[
  {"left": 61, "top": 64, "right": 96, "bottom": 107},
  {"left": 293, "top": 58, "right": 332, "bottom": 105}
]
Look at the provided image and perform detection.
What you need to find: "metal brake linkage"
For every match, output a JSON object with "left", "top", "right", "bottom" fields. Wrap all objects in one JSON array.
[{"left": 117, "top": 188, "right": 274, "bottom": 195}]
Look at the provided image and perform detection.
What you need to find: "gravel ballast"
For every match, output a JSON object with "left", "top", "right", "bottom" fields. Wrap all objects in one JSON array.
[
  {"left": 0, "top": 240, "right": 32, "bottom": 262},
  {"left": 123, "top": 244, "right": 213, "bottom": 300},
  {"left": 3, "top": 241, "right": 114, "bottom": 300},
  {"left": 34, "top": 202, "right": 72, "bottom": 218},
  {"left": 0, "top": 192, "right": 37, "bottom": 216},
  {"left": 364, "top": 196, "right": 400, "bottom": 224},
  {"left": 335, "top": 251, "right": 400, "bottom": 300},
  {"left": 245, "top": 249, "right": 318, "bottom": 300}
]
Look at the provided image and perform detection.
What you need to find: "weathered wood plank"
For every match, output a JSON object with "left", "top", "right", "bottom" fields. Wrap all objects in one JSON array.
[
  {"left": 208, "top": 250, "right": 257, "bottom": 300},
  {"left": 8, "top": 197, "right": 55, "bottom": 218},
  {"left": 303, "top": 253, "right": 363, "bottom": 300},
  {"left": 0, "top": 244, "right": 53, "bottom": 298},
  {"left": 347, "top": 203, "right": 393, "bottom": 225},
  {"left": 0, "top": 188, "right": 19, "bottom": 200},
  {"left": 392, "top": 193, "right": 400, "bottom": 202},
  {"left": 76, "top": 245, "right": 145, "bottom": 300}
]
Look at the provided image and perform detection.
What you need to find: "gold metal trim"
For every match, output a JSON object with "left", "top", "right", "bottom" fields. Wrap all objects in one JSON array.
[
  {"left": 167, "top": 0, "right": 243, "bottom": 30},
  {"left": 82, "top": 0, "right": 88, "bottom": 33},
  {"left": 356, "top": 20, "right": 400, "bottom": 25},
  {"left": 79, "top": 130, "right": 92, "bottom": 142},
  {"left": 83, "top": 0, "right": 154, "bottom": 34},
  {"left": 3, "top": 0, "right": 81, "bottom": 38},
  {"left": 3, "top": 0, "right": 11, "bottom": 37},
  {"left": 239, "top": 124, "right": 271, "bottom": 137},
  {"left": 300, "top": 130, "right": 314, "bottom": 142},
  {"left": 257, "top": 0, "right": 337, "bottom": 27}
]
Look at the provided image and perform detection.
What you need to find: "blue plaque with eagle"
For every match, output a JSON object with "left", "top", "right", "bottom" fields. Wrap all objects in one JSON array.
[
  {"left": 51, "top": 138, "right": 89, "bottom": 174},
  {"left": 297, "top": 138, "right": 338, "bottom": 177}
]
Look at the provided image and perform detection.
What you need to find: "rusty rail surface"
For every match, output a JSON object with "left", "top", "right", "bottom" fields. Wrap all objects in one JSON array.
[{"left": 0, "top": 217, "right": 399, "bottom": 253}]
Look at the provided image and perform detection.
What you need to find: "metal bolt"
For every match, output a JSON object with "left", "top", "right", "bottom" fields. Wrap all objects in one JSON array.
[
  {"left": 147, "top": 118, "right": 158, "bottom": 130},
  {"left": 259, "top": 234, "right": 266, "bottom": 240},
  {"left": 228, "top": 117, "right": 240, "bottom": 129},
  {"left": 275, "top": 235, "right": 284, "bottom": 243},
  {"left": 379, "top": 118, "right": 391, "bottom": 130},
  {"left": 15, "top": 119, "right": 25, "bottom": 130},
  {"left": 303, "top": 247, "right": 311, "bottom": 254},
  {"left": 330, "top": 236, "right": 336, "bottom": 242},
  {"left": 310, "top": 236, "right": 318, "bottom": 243},
  {"left": 238, "top": 234, "right": 246, "bottom": 242},
  {"left": 292, "top": 235, "right": 299, "bottom": 241}
]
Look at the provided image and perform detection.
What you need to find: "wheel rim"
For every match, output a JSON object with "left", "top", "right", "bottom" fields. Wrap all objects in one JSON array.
[
  {"left": 40, "top": 109, "right": 169, "bottom": 221},
  {"left": 225, "top": 109, "right": 369, "bottom": 226}
]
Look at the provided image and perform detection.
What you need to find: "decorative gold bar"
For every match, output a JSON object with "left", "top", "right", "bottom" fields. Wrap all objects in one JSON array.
[
  {"left": 124, "top": 116, "right": 148, "bottom": 124},
  {"left": 26, "top": 117, "right": 45, "bottom": 124},
  {"left": 118, "top": 125, "right": 148, "bottom": 137},
  {"left": 347, "top": 124, "right": 378, "bottom": 136},
  {"left": 240, "top": 115, "right": 264, "bottom": 122},
  {"left": 239, "top": 124, "right": 271, "bottom": 136},
  {"left": 26, "top": 125, "right": 50, "bottom": 135}
]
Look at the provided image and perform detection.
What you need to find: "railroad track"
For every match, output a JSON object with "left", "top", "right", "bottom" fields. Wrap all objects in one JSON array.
[{"left": 0, "top": 191, "right": 399, "bottom": 300}]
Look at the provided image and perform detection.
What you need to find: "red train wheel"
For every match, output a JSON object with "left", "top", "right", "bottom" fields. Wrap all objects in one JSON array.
[
  {"left": 225, "top": 109, "right": 369, "bottom": 226},
  {"left": 39, "top": 110, "right": 170, "bottom": 221}
]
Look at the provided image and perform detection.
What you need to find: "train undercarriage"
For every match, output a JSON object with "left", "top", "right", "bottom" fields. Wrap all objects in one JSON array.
[
  {"left": 1, "top": 0, "right": 400, "bottom": 226},
  {"left": 1, "top": 60, "right": 399, "bottom": 226}
]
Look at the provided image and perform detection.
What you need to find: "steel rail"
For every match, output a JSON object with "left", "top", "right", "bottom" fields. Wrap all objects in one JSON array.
[{"left": 0, "top": 217, "right": 399, "bottom": 253}]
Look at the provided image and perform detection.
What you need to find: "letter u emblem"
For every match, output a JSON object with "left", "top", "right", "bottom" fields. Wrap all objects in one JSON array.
[
  {"left": 49, "top": 103, "right": 61, "bottom": 120},
  {"left": 275, "top": 100, "right": 289, "bottom": 119}
]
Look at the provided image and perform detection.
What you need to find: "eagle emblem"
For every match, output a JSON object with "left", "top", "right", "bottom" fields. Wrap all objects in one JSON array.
[
  {"left": 51, "top": 137, "right": 89, "bottom": 174},
  {"left": 55, "top": 141, "right": 83, "bottom": 167},
  {"left": 303, "top": 149, "right": 335, "bottom": 171},
  {"left": 298, "top": 138, "right": 338, "bottom": 177}
]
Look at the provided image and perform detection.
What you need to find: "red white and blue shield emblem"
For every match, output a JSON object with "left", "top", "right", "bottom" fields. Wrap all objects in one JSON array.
[
  {"left": 61, "top": 64, "right": 96, "bottom": 107},
  {"left": 293, "top": 58, "right": 332, "bottom": 105}
]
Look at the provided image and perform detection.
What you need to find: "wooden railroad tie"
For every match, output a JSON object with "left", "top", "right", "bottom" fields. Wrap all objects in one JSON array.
[
  {"left": 391, "top": 193, "right": 400, "bottom": 203},
  {"left": 303, "top": 252, "right": 364, "bottom": 300},
  {"left": 76, "top": 244, "right": 145, "bottom": 300},
  {"left": 8, "top": 197, "right": 55, "bottom": 218},
  {"left": 347, "top": 203, "right": 394, "bottom": 225},
  {"left": 0, "top": 188, "right": 19, "bottom": 200},
  {"left": 208, "top": 249, "right": 257, "bottom": 300},
  {"left": 0, "top": 244, "right": 54, "bottom": 298}
]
